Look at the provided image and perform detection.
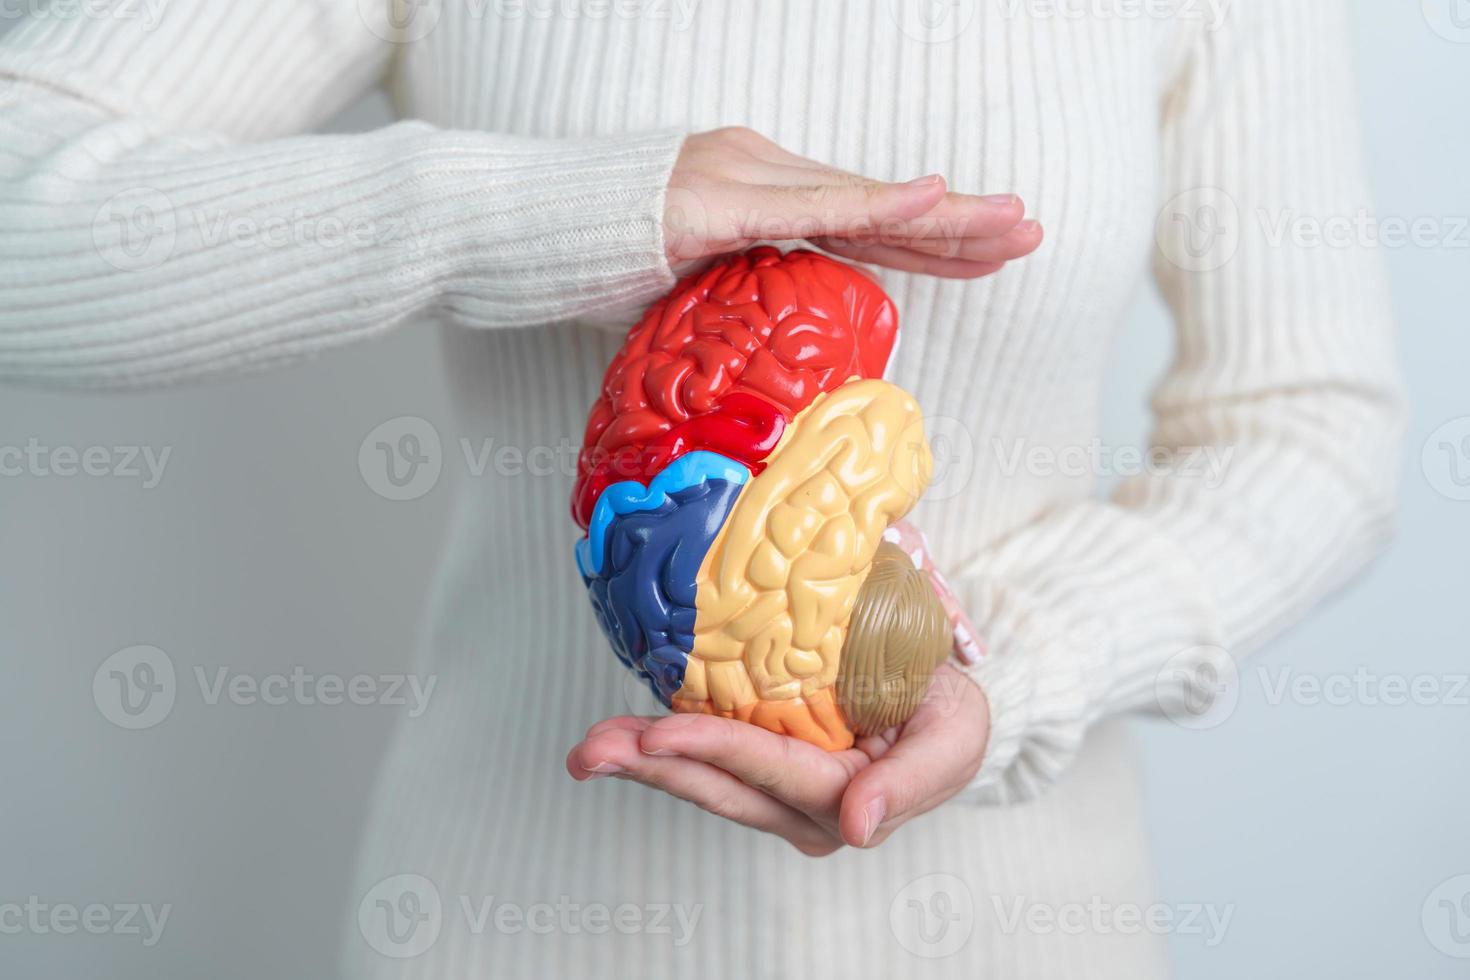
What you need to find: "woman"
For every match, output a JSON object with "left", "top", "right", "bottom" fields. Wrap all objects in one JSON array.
[{"left": 0, "top": 1, "right": 1401, "bottom": 976}]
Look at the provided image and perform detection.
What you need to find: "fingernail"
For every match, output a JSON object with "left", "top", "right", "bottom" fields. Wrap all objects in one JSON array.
[
  {"left": 1016, "top": 219, "right": 1042, "bottom": 233},
  {"left": 583, "top": 761, "right": 626, "bottom": 776},
  {"left": 861, "top": 798, "right": 887, "bottom": 846},
  {"left": 905, "top": 174, "right": 944, "bottom": 188},
  {"left": 641, "top": 746, "right": 677, "bottom": 756},
  {"left": 982, "top": 194, "right": 1020, "bottom": 206}
]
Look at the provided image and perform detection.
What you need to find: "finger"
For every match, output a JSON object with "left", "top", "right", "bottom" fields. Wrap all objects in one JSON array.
[
  {"left": 731, "top": 175, "right": 950, "bottom": 241},
  {"left": 853, "top": 727, "right": 901, "bottom": 760},
  {"left": 743, "top": 182, "right": 1031, "bottom": 243},
  {"left": 756, "top": 160, "right": 1028, "bottom": 241},
  {"left": 809, "top": 238, "right": 1006, "bottom": 279},
  {"left": 896, "top": 192, "right": 1028, "bottom": 240},
  {"left": 838, "top": 672, "right": 988, "bottom": 848},
  {"left": 569, "top": 725, "right": 841, "bottom": 855},
  {"left": 583, "top": 715, "right": 656, "bottom": 740},
  {"left": 568, "top": 723, "right": 657, "bottom": 778},
  {"left": 755, "top": 161, "right": 907, "bottom": 189},
  {"left": 898, "top": 219, "right": 1045, "bottom": 262},
  {"left": 625, "top": 757, "right": 841, "bottom": 857},
  {"left": 637, "top": 713, "right": 866, "bottom": 821}
]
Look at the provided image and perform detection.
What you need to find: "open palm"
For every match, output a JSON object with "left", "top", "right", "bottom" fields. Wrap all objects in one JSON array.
[{"left": 567, "top": 663, "right": 989, "bottom": 855}]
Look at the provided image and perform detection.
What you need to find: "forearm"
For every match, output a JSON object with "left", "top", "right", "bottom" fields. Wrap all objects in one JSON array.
[
  {"left": 951, "top": 0, "right": 1404, "bottom": 805},
  {"left": 956, "top": 389, "right": 1401, "bottom": 806},
  {"left": 0, "top": 80, "right": 682, "bottom": 388}
]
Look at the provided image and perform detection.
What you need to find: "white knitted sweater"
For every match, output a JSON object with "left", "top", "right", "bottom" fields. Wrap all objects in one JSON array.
[{"left": 0, "top": 2, "right": 1400, "bottom": 976}]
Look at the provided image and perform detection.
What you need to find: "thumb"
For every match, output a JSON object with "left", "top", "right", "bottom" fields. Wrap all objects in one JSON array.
[{"left": 838, "top": 675, "right": 987, "bottom": 847}]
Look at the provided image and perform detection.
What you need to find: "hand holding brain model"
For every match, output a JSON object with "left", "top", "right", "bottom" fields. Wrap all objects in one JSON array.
[{"left": 573, "top": 247, "right": 980, "bottom": 751}]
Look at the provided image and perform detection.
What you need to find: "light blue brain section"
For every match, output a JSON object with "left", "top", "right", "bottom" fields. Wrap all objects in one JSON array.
[{"left": 575, "top": 451, "right": 750, "bottom": 578}]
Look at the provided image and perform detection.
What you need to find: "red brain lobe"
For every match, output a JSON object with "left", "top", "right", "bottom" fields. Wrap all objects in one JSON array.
[{"left": 573, "top": 248, "right": 898, "bottom": 529}]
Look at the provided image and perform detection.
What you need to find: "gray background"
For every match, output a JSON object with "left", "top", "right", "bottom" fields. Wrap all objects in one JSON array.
[{"left": 1, "top": 3, "right": 1466, "bottom": 977}]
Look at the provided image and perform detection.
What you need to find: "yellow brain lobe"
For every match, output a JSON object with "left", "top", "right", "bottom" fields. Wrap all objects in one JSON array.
[{"left": 672, "top": 379, "right": 933, "bottom": 747}]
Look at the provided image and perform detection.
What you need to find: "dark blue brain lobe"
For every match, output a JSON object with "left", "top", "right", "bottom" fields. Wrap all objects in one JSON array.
[{"left": 582, "top": 479, "right": 743, "bottom": 706}]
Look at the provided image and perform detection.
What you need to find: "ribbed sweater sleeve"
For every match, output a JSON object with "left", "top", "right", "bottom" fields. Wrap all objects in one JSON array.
[
  {"left": 0, "top": 1, "right": 683, "bottom": 388},
  {"left": 956, "top": 0, "right": 1404, "bottom": 803}
]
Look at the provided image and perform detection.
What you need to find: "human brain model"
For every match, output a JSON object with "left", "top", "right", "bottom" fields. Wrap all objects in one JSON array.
[{"left": 573, "top": 247, "right": 958, "bottom": 751}]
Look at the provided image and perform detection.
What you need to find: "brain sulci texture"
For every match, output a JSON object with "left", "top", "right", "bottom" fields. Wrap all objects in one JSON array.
[{"left": 574, "top": 247, "right": 943, "bottom": 751}]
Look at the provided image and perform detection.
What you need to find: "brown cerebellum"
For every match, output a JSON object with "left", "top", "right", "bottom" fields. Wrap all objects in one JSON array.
[{"left": 835, "top": 541, "right": 954, "bottom": 736}]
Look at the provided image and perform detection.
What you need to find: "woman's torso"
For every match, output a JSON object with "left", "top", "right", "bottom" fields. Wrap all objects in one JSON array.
[
  {"left": 396, "top": 0, "right": 1171, "bottom": 572},
  {"left": 347, "top": 4, "right": 1182, "bottom": 977}
]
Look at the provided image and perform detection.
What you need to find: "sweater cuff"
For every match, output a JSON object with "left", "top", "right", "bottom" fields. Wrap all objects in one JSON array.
[
  {"left": 949, "top": 501, "right": 1225, "bottom": 805},
  {"left": 399, "top": 128, "right": 686, "bottom": 327}
]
